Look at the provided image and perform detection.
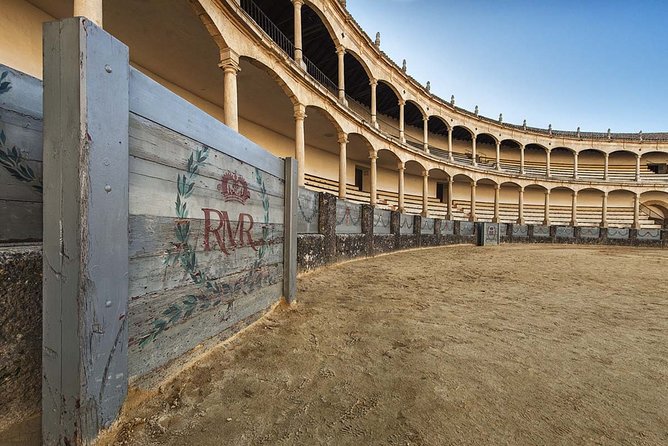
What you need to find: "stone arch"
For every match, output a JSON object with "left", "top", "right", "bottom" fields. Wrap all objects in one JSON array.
[
  {"left": 640, "top": 191, "right": 668, "bottom": 223},
  {"left": 302, "top": 0, "right": 343, "bottom": 48},
  {"left": 304, "top": 104, "right": 344, "bottom": 135},
  {"left": 344, "top": 47, "right": 373, "bottom": 81},
  {"left": 240, "top": 56, "right": 301, "bottom": 107},
  {"left": 190, "top": 0, "right": 229, "bottom": 51},
  {"left": 428, "top": 115, "right": 451, "bottom": 131}
]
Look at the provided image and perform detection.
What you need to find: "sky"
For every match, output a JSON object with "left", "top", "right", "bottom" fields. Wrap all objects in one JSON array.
[{"left": 345, "top": 0, "right": 668, "bottom": 133}]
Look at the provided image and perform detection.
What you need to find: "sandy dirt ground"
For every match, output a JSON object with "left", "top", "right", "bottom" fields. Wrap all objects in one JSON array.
[{"left": 97, "top": 246, "right": 664, "bottom": 445}]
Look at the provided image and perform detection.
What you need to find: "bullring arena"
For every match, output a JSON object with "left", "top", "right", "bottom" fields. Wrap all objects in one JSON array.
[{"left": 0, "top": 1, "right": 666, "bottom": 445}]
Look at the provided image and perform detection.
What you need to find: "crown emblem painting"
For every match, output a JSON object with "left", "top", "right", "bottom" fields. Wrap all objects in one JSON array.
[{"left": 218, "top": 170, "right": 251, "bottom": 204}]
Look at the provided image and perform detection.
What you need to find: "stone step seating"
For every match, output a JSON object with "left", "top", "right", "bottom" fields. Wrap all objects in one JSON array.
[
  {"left": 495, "top": 159, "right": 668, "bottom": 182},
  {"left": 452, "top": 200, "right": 660, "bottom": 228},
  {"left": 303, "top": 174, "right": 468, "bottom": 219}
]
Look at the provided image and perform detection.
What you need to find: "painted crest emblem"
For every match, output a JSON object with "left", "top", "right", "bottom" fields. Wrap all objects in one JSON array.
[{"left": 218, "top": 170, "right": 251, "bottom": 204}]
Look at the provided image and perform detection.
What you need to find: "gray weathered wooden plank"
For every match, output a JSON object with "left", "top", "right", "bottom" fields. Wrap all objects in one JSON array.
[
  {"left": 130, "top": 244, "right": 284, "bottom": 298},
  {"left": 128, "top": 68, "right": 285, "bottom": 179},
  {"left": 0, "top": 201, "right": 42, "bottom": 241},
  {"left": 129, "top": 165, "right": 285, "bottom": 221},
  {"left": 42, "top": 18, "right": 129, "bottom": 444},
  {"left": 283, "top": 158, "right": 297, "bottom": 303},
  {"left": 0, "top": 64, "right": 43, "bottom": 118},
  {"left": 129, "top": 113, "right": 285, "bottom": 198},
  {"left": 129, "top": 214, "right": 283, "bottom": 258},
  {"left": 128, "top": 274, "right": 283, "bottom": 377},
  {"left": 0, "top": 66, "right": 44, "bottom": 242}
]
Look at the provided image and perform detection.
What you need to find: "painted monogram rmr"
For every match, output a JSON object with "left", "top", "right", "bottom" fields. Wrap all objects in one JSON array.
[{"left": 202, "top": 208, "right": 257, "bottom": 254}]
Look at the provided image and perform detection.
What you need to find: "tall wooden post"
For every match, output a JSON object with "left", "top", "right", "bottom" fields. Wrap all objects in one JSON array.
[
  {"left": 43, "top": 18, "right": 129, "bottom": 444},
  {"left": 283, "top": 158, "right": 298, "bottom": 303}
]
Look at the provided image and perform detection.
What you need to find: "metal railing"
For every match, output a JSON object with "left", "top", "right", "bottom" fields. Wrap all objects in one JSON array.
[
  {"left": 240, "top": 0, "right": 295, "bottom": 56},
  {"left": 241, "top": 0, "right": 338, "bottom": 96},
  {"left": 640, "top": 203, "right": 665, "bottom": 226},
  {"left": 303, "top": 57, "right": 338, "bottom": 94}
]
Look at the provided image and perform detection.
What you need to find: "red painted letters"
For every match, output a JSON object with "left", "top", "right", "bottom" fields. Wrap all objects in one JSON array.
[{"left": 202, "top": 208, "right": 257, "bottom": 254}]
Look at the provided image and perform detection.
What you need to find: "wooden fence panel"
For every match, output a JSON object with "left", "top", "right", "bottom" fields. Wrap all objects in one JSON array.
[
  {"left": 127, "top": 68, "right": 292, "bottom": 377},
  {"left": 0, "top": 65, "right": 43, "bottom": 242}
]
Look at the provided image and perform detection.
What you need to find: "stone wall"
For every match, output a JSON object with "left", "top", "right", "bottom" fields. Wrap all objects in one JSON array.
[
  {"left": 0, "top": 245, "right": 42, "bottom": 434},
  {"left": 296, "top": 189, "right": 477, "bottom": 272},
  {"left": 297, "top": 189, "right": 668, "bottom": 272}
]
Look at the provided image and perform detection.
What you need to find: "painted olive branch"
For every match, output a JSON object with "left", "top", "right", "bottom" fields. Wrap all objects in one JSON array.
[
  {"left": 139, "top": 146, "right": 223, "bottom": 347},
  {"left": 0, "top": 72, "right": 42, "bottom": 193}
]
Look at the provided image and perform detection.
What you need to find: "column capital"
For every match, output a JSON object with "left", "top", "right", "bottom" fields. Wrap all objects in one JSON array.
[
  {"left": 369, "top": 150, "right": 378, "bottom": 160},
  {"left": 545, "top": 189, "right": 551, "bottom": 195},
  {"left": 219, "top": 48, "right": 240, "bottom": 73},
  {"left": 294, "top": 103, "right": 307, "bottom": 120},
  {"left": 398, "top": 99, "right": 406, "bottom": 106},
  {"left": 471, "top": 180, "right": 477, "bottom": 188},
  {"left": 398, "top": 161, "right": 405, "bottom": 171},
  {"left": 423, "top": 116, "right": 429, "bottom": 123},
  {"left": 369, "top": 78, "right": 378, "bottom": 87},
  {"left": 572, "top": 190, "right": 578, "bottom": 197},
  {"left": 337, "top": 132, "right": 348, "bottom": 144},
  {"left": 336, "top": 45, "right": 346, "bottom": 56},
  {"left": 422, "top": 170, "right": 429, "bottom": 177},
  {"left": 292, "top": 0, "right": 304, "bottom": 7},
  {"left": 494, "top": 183, "right": 500, "bottom": 190}
]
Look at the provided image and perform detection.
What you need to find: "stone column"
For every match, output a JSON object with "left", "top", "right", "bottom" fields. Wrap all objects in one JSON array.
[
  {"left": 633, "top": 193, "right": 640, "bottom": 229},
  {"left": 423, "top": 117, "right": 429, "bottom": 152},
  {"left": 635, "top": 154, "right": 641, "bottom": 182},
  {"left": 447, "top": 127, "right": 453, "bottom": 160},
  {"left": 601, "top": 192, "right": 608, "bottom": 227},
  {"left": 369, "top": 150, "right": 377, "bottom": 206},
  {"left": 604, "top": 152, "right": 609, "bottom": 180},
  {"left": 471, "top": 135, "right": 477, "bottom": 166},
  {"left": 543, "top": 190, "right": 550, "bottom": 225},
  {"left": 493, "top": 184, "right": 500, "bottom": 222},
  {"left": 571, "top": 191, "right": 578, "bottom": 226},
  {"left": 446, "top": 177, "right": 453, "bottom": 220},
  {"left": 398, "top": 162, "right": 405, "bottom": 213},
  {"left": 73, "top": 0, "right": 103, "bottom": 26},
  {"left": 520, "top": 144, "right": 525, "bottom": 174},
  {"left": 336, "top": 45, "right": 346, "bottom": 104},
  {"left": 219, "top": 49, "right": 240, "bottom": 132},
  {"left": 338, "top": 133, "right": 347, "bottom": 199},
  {"left": 370, "top": 79, "right": 378, "bottom": 127},
  {"left": 546, "top": 149, "right": 552, "bottom": 177},
  {"left": 518, "top": 187, "right": 525, "bottom": 224},
  {"left": 294, "top": 103, "right": 306, "bottom": 186},
  {"left": 293, "top": 0, "right": 304, "bottom": 66},
  {"left": 469, "top": 181, "right": 477, "bottom": 221},
  {"left": 573, "top": 151, "right": 579, "bottom": 179},
  {"left": 495, "top": 141, "right": 501, "bottom": 171},
  {"left": 422, "top": 170, "right": 429, "bottom": 217},
  {"left": 398, "top": 99, "right": 405, "bottom": 143}
]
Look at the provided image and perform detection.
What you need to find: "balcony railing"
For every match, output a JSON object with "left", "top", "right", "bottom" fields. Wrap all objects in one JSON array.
[
  {"left": 241, "top": 0, "right": 294, "bottom": 57},
  {"left": 241, "top": 0, "right": 338, "bottom": 95},
  {"left": 303, "top": 57, "right": 338, "bottom": 95}
]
